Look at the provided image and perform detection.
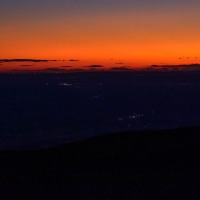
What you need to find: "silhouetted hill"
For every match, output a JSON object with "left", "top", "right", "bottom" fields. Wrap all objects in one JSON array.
[{"left": 1, "top": 126, "right": 200, "bottom": 199}]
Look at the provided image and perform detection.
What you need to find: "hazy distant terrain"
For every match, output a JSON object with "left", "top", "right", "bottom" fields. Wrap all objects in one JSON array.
[{"left": 1, "top": 71, "right": 200, "bottom": 149}]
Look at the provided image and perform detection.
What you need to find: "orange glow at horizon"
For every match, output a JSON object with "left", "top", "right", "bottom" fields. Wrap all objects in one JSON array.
[{"left": 1, "top": 6, "right": 200, "bottom": 71}]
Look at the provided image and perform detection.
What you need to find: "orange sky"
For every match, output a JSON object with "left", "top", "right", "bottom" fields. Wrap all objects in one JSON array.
[{"left": 1, "top": 1, "right": 200, "bottom": 71}]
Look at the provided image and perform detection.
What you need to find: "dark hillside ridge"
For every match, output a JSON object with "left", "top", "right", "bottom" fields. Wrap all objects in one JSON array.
[{"left": 1, "top": 126, "right": 200, "bottom": 199}]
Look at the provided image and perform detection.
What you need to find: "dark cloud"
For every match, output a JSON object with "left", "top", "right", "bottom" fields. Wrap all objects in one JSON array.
[
  {"left": 21, "top": 65, "right": 33, "bottom": 67},
  {"left": 42, "top": 68, "right": 67, "bottom": 72},
  {"left": 0, "top": 59, "right": 53, "bottom": 63},
  {"left": 68, "top": 69, "right": 85, "bottom": 72},
  {"left": 183, "top": 64, "right": 200, "bottom": 68},
  {"left": 115, "top": 62, "right": 124, "bottom": 65},
  {"left": 86, "top": 65, "right": 104, "bottom": 68},
  {"left": 151, "top": 65, "right": 160, "bottom": 67},
  {"left": 150, "top": 63, "right": 200, "bottom": 71},
  {"left": 60, "top": 66, "right": 72, "bottom": 68},
  {"left": 151, "top": 64, "right": 200, "bottom": 68},
  {"left": 10, "top": 67, "right": 72, "bottom": 73},
  {"left": 68, "top": 59, "right": 80, "bottom": 62},
  {"left": 111, "top": 67, "right": 132, "bottom": 71},
  {"left": 12, "top": 69, "right": 32, "bottom": 72},
  {"left": 178, "top": 57, "right": 198, "bottom": 60}
]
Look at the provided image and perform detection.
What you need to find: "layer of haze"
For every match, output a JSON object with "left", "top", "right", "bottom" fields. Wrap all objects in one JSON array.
[{"left": 1, "top": 0, "right": 200, "bottom": 70}]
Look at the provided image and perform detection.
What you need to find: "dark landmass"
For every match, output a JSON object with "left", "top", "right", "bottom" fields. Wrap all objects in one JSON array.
[
  {"left": 1, "top": 71, "right": 200, "bottom": 150},
  {"left": 1, "top": 127, "right": 200, "bottom": 199},
  {"left": 0, "top": 71, "right": 200, "bottom": 199}
]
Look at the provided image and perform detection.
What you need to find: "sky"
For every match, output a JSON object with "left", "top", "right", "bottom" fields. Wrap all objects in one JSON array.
[{"left": 1, "top": 0, "right": 200, "bottom": 70}]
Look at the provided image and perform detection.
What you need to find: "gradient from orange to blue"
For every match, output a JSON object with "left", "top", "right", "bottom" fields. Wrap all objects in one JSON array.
[{"left": 1, "top": 0, "right": 200, "bottom": 71}]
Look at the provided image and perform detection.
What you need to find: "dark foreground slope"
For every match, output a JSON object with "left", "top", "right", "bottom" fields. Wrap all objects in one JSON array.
[{"left": 1, "top": 127, "right": 200, "bottom": 200}]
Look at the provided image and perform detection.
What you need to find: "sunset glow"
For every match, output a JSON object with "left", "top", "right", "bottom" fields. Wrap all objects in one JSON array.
[{"left": 1, "top": 0, "right": 200, "bottom": 71}]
